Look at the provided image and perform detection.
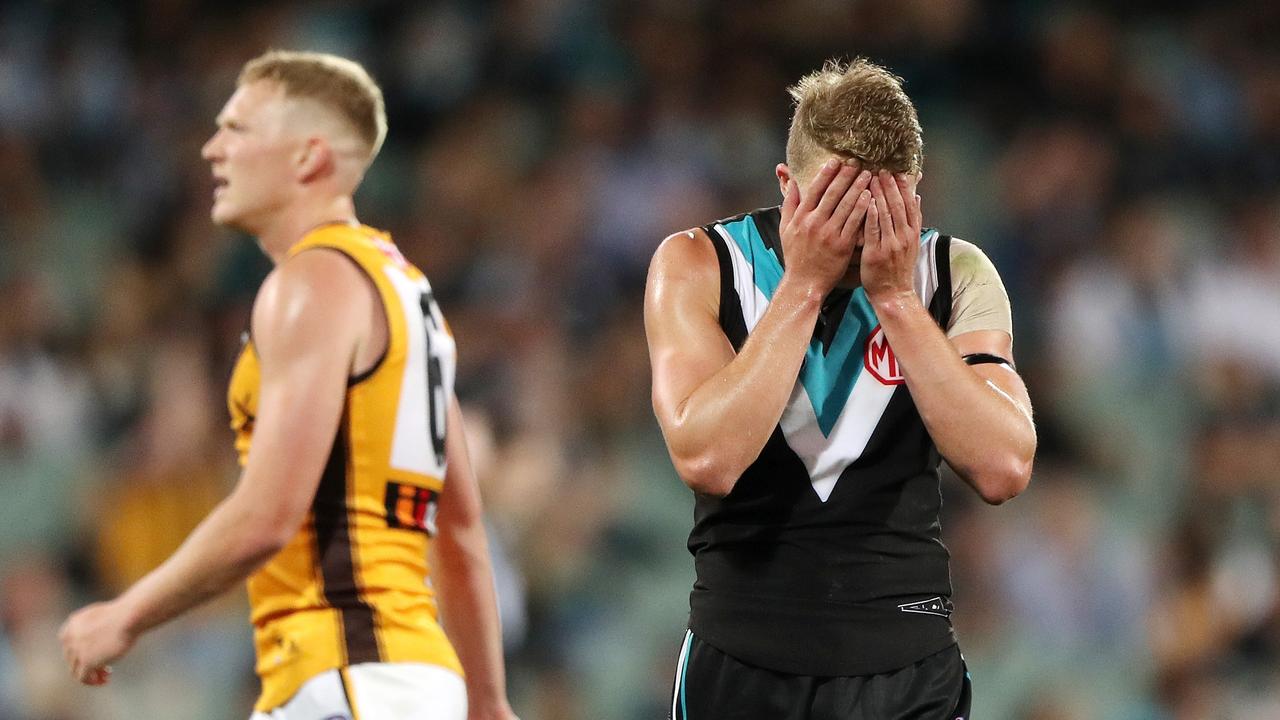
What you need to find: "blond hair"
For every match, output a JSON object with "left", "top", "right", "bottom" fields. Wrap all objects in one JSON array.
[
  {"left": 785, "top": 58, "right": 923, "bottom": 179},
  {"left": 239, "top": 50, "right": 387, "bottom": 163}
]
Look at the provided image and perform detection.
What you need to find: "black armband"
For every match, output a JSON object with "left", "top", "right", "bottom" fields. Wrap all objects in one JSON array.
[{"left": 963, "top": 352, "right": 1015, "bottom": 371}]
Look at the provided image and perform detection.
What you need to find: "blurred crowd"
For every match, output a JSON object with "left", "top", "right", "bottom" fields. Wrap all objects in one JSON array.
[{"left": 2, "top": 0, "right": 1280, "bottom": 718}]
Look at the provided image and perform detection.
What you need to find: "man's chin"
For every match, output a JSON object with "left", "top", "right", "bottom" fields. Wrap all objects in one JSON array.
[{"left": 210, "top": 205, "right": 245, "bottom": 231}]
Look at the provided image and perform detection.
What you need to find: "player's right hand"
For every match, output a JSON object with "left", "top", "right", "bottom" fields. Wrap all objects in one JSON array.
[
  {"left": 778, "top": 159, "right": 873, "bottom": 294},
  {"left": 58, "top": 600, "right": 135, "bottom": 686}
]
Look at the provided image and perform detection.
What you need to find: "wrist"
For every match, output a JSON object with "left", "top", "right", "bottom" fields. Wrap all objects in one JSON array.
[
  {"left": 113, "top": 586, "right": 156, "bottom": 640},
  {"left": 869, "top": 288, "right": 922, "bottom": 320},
  {"left": 107, "top": 597, "right": 142, "bottom": 640},
  {"left": 776, "top": 273, "right": 826, "bottom": 309}
]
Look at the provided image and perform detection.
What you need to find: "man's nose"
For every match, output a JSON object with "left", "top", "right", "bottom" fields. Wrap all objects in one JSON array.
[{"left": 201, "top": 132, "right": 221, "bottom": 160}]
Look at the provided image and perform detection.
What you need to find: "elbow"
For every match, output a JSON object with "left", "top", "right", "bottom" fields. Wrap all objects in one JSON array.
[
  {"left": 235, "top": 508, "right": 299, "bottom": 565},
  {"left": 659, "top": 413, "right": 749, "bottom": 497},
  {"left": 672, "top": 451, "right": 741, "bottom": 498},
  {"left": 242, "top": 527, "right": 290, "bottom": 565},
  {"left": 967, "top": 454, "right": 1033, "bottom": 506},
  {"left": 220, "top": 484, "right": 306, "bottom": 569}
]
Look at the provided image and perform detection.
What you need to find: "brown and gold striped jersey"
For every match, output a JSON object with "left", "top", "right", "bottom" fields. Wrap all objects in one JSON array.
[{"left": 228, "top": 223, "right": 462, "bottom": 712}]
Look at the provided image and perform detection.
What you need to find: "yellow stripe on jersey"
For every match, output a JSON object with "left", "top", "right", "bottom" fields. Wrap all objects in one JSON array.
[{"left": 227, "top": 223, "right": 462, "bottom": 712}]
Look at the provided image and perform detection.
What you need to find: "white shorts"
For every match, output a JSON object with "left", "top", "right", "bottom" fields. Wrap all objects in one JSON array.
[{"left": 249, "top": 662, "right": 466, "bottom": 720}]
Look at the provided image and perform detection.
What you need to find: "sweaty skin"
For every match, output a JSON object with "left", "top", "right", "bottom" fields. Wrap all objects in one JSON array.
[
  {"left": 645, "top": 162, "right": 1034, "bottom": 504},
  {"left": 647, "top": 160, "right": 874, "bottom": 496},
  {"left": 861, "top": 171, "right": 1033, "bottom": 503}
]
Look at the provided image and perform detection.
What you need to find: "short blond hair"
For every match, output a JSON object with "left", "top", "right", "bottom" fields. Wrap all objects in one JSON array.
[
  {"left": 786, "top": 58, "right": 923, "bottom": 179},
  {"left": 240, "top": 50, "right": 387, "bottom": 162}
]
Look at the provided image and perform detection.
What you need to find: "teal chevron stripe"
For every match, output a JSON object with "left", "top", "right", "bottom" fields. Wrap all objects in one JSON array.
[
  {"left": 720, "top": 216, "right": 783, "bottom": 298},
  {"left": 804, "top": 291, "right": 873, "bottom": 435},
  {"left": 718, "top": 218, "right": 937, "bottom": 437}
]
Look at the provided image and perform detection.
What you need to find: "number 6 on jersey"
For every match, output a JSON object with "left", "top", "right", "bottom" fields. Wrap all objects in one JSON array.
[{"left": 385, "top": 266, "right": 455, "bottom": 481}]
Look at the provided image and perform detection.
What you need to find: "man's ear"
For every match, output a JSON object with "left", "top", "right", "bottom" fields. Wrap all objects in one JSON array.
[
  {"left": 295, "top": 136, "right": 333, "bottom": 184},
  {"left": 776, "top": 163, "right": 793, "bottom": 199}
]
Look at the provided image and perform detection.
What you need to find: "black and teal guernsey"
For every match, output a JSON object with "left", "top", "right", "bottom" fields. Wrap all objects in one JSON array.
[{"left": 688, "top": 205, "right": 957, "bottom": 677}]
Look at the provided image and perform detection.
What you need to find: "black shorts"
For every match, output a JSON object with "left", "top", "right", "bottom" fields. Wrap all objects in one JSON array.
[{"left": 668, "top": 631, "right": 971, "bottom": 720}]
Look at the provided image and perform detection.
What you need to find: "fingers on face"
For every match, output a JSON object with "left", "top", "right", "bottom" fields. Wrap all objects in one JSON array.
[
  {"left": 870, "top": 176, "right": 894, "bottom": 242},
  {"left": 894, "top": 175, "right": 921, "bottom": 233},
  {"left": 801, "top": 158, "right": 842, "bottom": 212},
  {"left": 816, "top": 164, "right": 858, "bottom": 219},
  {"left": 879, "top": 171, "right": 910, "bottom": 234},
  {"left": 840, "top": 183, "right": 873, "bottom": 241},
  {"left": 864, "top": 186, "right": 881, "bottom": 249},
  {"left": 827, "top": 169, "right": 870, "bottom": 232}
]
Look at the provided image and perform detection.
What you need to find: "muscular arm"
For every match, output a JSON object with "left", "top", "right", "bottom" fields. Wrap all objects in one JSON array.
[
  {"left": 863, "top": 172, "right": 1035, "bottom": 504},
  {"left": 875, "top": 301, "right": 1034, "bottom": 504},
  {"left": 646, "top": 229, "right": 823, "bottom": 496},
  {"left": 646, "top": 161, "right": 873, "bottom": 497},
  {"left": 430, "top": 396, "right": 516, "bottom": 720},
  {"left": 60, "top": 250, "right": 370, "bottom": 683}
]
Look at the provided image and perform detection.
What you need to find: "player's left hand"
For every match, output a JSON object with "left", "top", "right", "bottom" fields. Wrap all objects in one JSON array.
[
  {"left": 861, "top": 171, "right": 923, "bottom": 305},
  {"left": 58, "top": 600, "right": 136, "bottom": 686}
]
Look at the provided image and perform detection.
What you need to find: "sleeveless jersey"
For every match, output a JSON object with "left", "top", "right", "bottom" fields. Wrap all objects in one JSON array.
[
  {"left": 689, "top": 206, "right": 957, "bottom": 677},
  {"left": 227, "top": 224, "right": 463, "bottom": 711}
]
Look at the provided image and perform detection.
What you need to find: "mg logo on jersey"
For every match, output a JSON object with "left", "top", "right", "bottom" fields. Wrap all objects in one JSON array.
[{"left": 864, "top": 325, "right": 904, "bottom": 385}]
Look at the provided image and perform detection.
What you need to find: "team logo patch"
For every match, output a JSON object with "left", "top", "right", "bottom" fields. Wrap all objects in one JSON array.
[
  {"left": 384, "top": 481, "right": 440, "bottom": 536},
  {"left": 373, "top": 237, "right": 411, "bottom": 270},
  {"left": 898, "top": 596, "right": 953, "bottom": 618},
  {"left": 864, "top": 324, "right": 904, "bottom": 385}
]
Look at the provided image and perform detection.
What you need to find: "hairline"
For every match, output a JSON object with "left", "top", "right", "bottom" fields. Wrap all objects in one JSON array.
[
  {"left": 236, "top": 76, "right": 376, "bottom": 164},
  {"left": 784, "top": 58, "right": 923, "bottom": 180}
]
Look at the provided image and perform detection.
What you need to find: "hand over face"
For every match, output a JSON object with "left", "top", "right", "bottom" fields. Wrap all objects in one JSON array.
[
  {"left": 860, "top": 171, "right": 923, "bottom": 304},
  {"left": 58, "top": 601, "right": 134, "bottom": 686},
  {"left": 778, "top": 159, "right": 874, "bottom": 295}
]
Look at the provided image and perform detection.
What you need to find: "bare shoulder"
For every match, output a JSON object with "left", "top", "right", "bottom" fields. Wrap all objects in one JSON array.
[
  {"left": 645, "top": 227, "right": 719, "bottom": 311},
  {"left": 653, "top": 227, "right": 717, "bottom": 267},
  {"left": 252, "top": 248, "right": 373, "bottom": 352}
]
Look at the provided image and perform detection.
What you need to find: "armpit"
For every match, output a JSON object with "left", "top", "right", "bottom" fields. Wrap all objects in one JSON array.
[{"left": 946, "top": 238, "right": 1013, "bottom": 340}]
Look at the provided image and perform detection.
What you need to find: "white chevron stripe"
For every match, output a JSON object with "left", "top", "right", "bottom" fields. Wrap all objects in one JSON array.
[
  {"left": 714, "top": 225, "right": 942, "bottom": 503},
  {"left": 780, "top": 367, "right": 898, "bottom": 501},
  {"left": 716, "top": 224, "right": 768, "bottom": 331}
]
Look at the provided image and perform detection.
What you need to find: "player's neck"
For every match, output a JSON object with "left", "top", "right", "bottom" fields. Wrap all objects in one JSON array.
[{"left": 256, "top": 194, "right": 358, "bottom": 264}]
